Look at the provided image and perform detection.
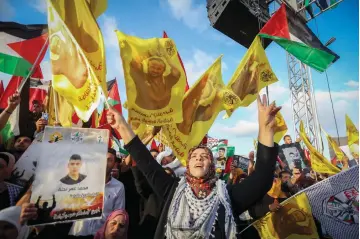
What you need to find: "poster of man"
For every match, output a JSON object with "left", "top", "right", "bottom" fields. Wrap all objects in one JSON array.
[
  {"left": 117, "top": 31, "right": 186, "bottom": 125},
  {"left": 60, "top": 154, "right": 87, "bottom": 185},
  {"left": 29, "top": 127, "right": 109, "bottom": 226}
]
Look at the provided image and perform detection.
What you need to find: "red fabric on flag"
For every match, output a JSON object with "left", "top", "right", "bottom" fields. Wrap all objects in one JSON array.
[
  {"left": 331, "top": 156, "right": 338, "bottom": 166},
  {"left": 224, "top": 156, "right": 233, "bottom": 174},
  {"left": 72, "top": 113, "right": 81, "bottom": 125},
  {"left": 150, "top": 139, "right": 158, "bottom": 151},
  {"left": 0, "top": 76, "right": 22, "bottom": 109},
  {"left": 7, "top": 33, "right": 48, "bottom": 79},
  {"left": 0, "top": 80, "right": 4, "bottom": 97},
  {"left": 163, "top": 31, "right": 189, "bottom": 91},
  {"left": 97, "top": 123, "right": 121, "bottom": 148},
  {"left": 259, "top": 4, "right": 290, "bottom": 40},
  {"left": 99, "top": 80, "right": 122, "bottom": 126},
  {"left": 304, "top": 149, "right": 311, "bottom": 167},
  {"left": 29, "top": 88, "right": 47, "bottom": 110}
]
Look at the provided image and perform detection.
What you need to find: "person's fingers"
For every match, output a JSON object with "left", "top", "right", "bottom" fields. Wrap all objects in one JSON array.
[
  {"left": 257, "top": 94, "right": 263, "bottom": 108},
  {"left": 262, "top": 94, "right": 267, "bottom": 107}
]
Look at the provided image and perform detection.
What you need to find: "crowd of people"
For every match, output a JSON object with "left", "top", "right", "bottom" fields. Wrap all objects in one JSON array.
[{"left": 0, "top": 92, "right": 357, "bottom": 239}]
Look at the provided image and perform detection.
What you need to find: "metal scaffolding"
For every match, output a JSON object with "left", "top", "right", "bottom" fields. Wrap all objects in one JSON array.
[{"left": 287, "top": 53, "right": 321, "bottom": 150}]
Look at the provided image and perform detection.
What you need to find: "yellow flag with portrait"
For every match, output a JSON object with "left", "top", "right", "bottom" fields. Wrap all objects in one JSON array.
[
  {"left": 223, "top": 36, "right": 278, "bottom": 118},
  {"left": 299, "top": 121, "right": 341, "bottom": 175},
  {"left": 116, "top": 31, "right": 186, "bottom": 126},
  {"left": 47, "top": 0, "right": 107, "bottom": 121},
  {"left": 162, "top": 56, "right": 224, "bottom": 165},
  {"left": 252, "top": 192, "right": 319, "bottom": 239}
]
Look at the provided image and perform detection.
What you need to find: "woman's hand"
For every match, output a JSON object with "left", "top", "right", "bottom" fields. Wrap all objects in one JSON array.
[
  {"left": 20, "top": 203, "right": 38, "bottom": 225},
  {"left": 107, "top": 106, "right": 135, "bottom": 145},
  {"left": 107, "top": 105, "right": 126, "bottom": 130},
  {"left": 257, "top": 94, "right": 281, "bottom": 147}
]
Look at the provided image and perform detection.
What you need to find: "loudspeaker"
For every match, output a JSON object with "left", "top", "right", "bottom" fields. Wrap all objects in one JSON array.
[{"left": 207, "top": 0, "right": 272, "bottom": 48}]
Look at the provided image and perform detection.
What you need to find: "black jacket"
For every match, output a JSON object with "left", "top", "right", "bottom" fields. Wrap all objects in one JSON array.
[
  {"left": 131, "top": 166, "right": 163, "bottom": 238},
  {"left": 125, "top": 136, "right": 277, "bottom": 239}
]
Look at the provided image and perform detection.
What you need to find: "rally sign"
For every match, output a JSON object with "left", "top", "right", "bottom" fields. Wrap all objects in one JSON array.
[{"left": 29, "top": 127, "right": 109, "bottom": 226}]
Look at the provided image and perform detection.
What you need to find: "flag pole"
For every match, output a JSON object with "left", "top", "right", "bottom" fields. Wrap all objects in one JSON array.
[
  {"left": 17, "top": 37, "right": 49, "bottom": 92},
  {"left": 53, "top": 87, "right": 59, "bottom": 123}
]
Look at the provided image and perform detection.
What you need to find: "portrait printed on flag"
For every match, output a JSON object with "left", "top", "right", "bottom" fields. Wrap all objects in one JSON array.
[
  {"left": 246, "top": 192, "right": 319, "bottom": 239},
  {"left": 28, "top": 127, "right": 109, "bottom": 226},
  {"left": 48, "top": 0, "right": 106, "bottom": 121},
  {"left": 117, "top": 31, "right": 186, "bottom": 126}
]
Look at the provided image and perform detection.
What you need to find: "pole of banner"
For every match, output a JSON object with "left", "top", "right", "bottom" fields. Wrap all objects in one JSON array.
[
  {"left": 17, "top": 37, "right": 49, "bottom": 92},
  {"left": 53, "top": 87, "right": 59, "bottom": 123}
]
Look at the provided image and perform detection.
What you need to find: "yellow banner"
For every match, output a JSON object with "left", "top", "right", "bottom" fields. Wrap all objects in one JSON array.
[
  {"left": 48, "top": 0, "right": 107, "bottom": 121},
  {"left": 116, "top": 31, "right": 186, "bottom": 126},
  {"left": 299, "top": 122, "right": 341, "bottom": 175},
  {"left": 86, "top": 0, "right": 107, "bottom": 18},
  {"left": 48, "top": 85, "right": 73, "bottom": 127},
  {"left": 274, "top": 111, "right": 288, "bottom": 144},
  {"left": 322, "top": 128, "right": 347, "bottom": 165},
  {"left": 224, "top": 36, "right": 278, "bottom": 117},
  {"left": 346, "top": 114, "right": 359, "bottom": 157},
  {"left": 267, "top": 178, "right": 287, "bottom": 199},
  {"left": 253, "top": 192, "right": 319, "bottom": 239},
  {"left": 162, "top": 56, "right": 224, "bottom": 165}
]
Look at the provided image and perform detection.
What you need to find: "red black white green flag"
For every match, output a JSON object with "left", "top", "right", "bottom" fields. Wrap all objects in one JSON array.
[
  {"left": 259, "top": 4, "right": 339, "bottom": 72},
  {"left": 0, "top": 22, "right": 48, "bottom": 78}
]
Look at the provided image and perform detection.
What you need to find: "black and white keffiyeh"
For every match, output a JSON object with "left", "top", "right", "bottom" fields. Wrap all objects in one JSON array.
[{"left": 165, "top": 177, "right": 237, "bottom": 239}]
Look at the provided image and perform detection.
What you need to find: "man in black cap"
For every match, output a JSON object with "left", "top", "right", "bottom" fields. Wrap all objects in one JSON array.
[{"left": 60, "top": 154, "right": 86, "bottom": 185}]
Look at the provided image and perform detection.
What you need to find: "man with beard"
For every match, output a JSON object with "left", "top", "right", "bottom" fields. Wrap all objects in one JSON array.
[
  {"left": 278, "top": 135, "right": 308, "bottom": 170},
  {"left": 10, "top": 136, "right": 33, "bottom": 162},
  {"left": 130, "top": 52, "right": 181, "bottom": 110}
]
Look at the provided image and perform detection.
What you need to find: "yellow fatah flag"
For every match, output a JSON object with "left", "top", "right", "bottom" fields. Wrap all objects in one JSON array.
[
  {"left": 47, "top": 0, "right": 107, "bottom": 121},
  {"left": 162, "top": 56, "right": 225, "bottom": 165},
  {"left": 252, "top": 192, "right": 319, "bottom": 239},
  {"left": 345, "top": 114, "right": 359, "bottom": 157},
  {"left": 299, "top": 121, "right": 341, "bottom": 175},
  {"left": 222, "top": 36, "right": 278, "bottom": 118},
  {"left": 116, "top": 31, "right": 186, "bottom": 126},
  {"left": 47, "top": 85, "right": 73, "bottom": 127},
  {"left": 273, "top": 111, "right": 288, "bottom": 144},
  {"left": 323, "top": 128, "right": 348, "bottom": 166},
  {"left": 86, "top": 0, "right": 107, "bottom": 18}
]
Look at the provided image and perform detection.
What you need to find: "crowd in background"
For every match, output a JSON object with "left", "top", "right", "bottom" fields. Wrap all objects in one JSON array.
[{"left": 0, "top": 93, "right": 358, "bottom": 239}]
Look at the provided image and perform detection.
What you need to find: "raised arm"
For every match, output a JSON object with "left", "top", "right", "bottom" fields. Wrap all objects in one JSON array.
[
  {"left": 0, "top": 93, "right": 20, "bottom": 131},
  {"left": 51, "top": 195, "right": 56, "bottom": 209},
  {"left": 107, "top": 107, "right": 175, "bottom": 200},
  {"left": 228, "top": 95, "right": 280, "bottom": 215}
]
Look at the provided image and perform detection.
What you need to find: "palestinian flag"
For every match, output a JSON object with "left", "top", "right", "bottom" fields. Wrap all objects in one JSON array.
[
  {"left": 0, "top": 76, "right": 31, "bottom": 143},
  {"left": 259, "top": 4, "right": 339, "bottom": 72},
  {"left": 0, "top": 22, "right": 48, "bottom": 78},
  {"left": 99, "top": 79, "right": 122, "bottom": 126}
]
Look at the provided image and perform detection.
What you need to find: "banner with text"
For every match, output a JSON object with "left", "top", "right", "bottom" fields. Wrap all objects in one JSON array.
[{"left": 29, "top": 127, "right": 109, "bottom": 226}]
